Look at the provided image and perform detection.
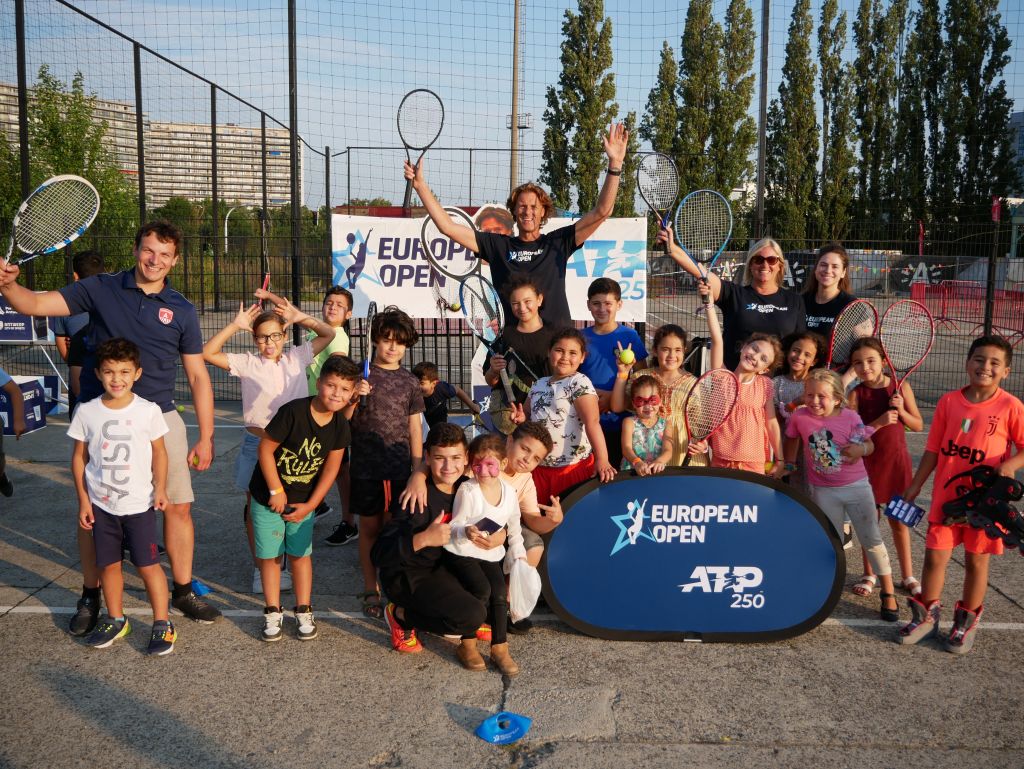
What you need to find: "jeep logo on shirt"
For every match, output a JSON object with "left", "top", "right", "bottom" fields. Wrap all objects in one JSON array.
[{"left": 940, "top": 439, "right": 986, "bottom": 464}]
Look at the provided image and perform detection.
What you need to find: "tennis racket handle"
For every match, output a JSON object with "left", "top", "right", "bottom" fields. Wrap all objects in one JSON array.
[
  {"left": 402, "top": 179, "right": 414, "bottom": 211},
  {"left": 499, "top": 371, "right": 515, "bottom": 405},
  {"left": 360, "top": 362, "right": 370, "bottom": 408}
]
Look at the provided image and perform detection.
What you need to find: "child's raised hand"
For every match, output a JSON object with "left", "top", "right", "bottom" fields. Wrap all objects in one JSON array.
[
  {"left": 508, "top": 402, "right": 526, "bottom": 425},
  {"left": 354, "top": 379, "right": 372, "bottom": 399},
  {"left": 271, "top": 295, "right": 306, "bottom": 326},
  {"left": 697, "top": 281, "right": 712, "bottom": 301},
  {"left": 254, "top": 286, "right": 287, "bottom": 308},
  {"left": 656, "top": 223, "right": 674, "bottom": 248},
  {"left": 614, "top": 341, "right": 636, "bottom": 377},
  {"left": 489, "top": 354, "right": 507, "bottom": 373},
  {"left": 233, "top": 301, "right": 259, "bottom": 332},
  {"left": 538, "top": 495, "right": 563, "bottom": 524}
]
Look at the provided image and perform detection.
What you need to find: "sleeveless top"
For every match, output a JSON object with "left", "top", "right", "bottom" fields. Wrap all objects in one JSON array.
[
  {"left": 854, "top": 379, "right": 912, "bottom": 505},
  {"left": 710, "top": 375, "right": 772, "bottom": 463},
  {"left": 620, "top": 416, "right": 668, "bottom": 470}
]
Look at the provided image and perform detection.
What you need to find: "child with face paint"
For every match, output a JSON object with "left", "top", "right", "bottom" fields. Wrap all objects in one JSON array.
[{"left": 442, "top": 434, "right": 527, "bottom": 675}]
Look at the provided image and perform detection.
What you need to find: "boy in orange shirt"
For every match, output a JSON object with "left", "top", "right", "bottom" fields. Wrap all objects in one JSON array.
[{"left": 900, "top": 335, "right": 1024, "bottom": 653}]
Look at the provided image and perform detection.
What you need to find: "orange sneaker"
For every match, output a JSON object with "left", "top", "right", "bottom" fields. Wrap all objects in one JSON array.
[
  {"left": 384, "top": 602, "right": 423, "bottom": 653},
  {"left": 475, "top": 624, "right": 492, "bottom": 642}
]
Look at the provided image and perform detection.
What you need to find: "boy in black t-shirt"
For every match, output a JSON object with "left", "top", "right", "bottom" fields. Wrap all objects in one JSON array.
[
  {"left": 349, "top": 306, "right": 425, "bottom": 620},
  {"left": 249, "top": 355, "right": 358, "bottom": 642},
  {"left": 412, "top": 361, "right": 480, "bottom": 429},
  {"left": 372, "top": 423, "right": 489, "bottom": 665}
]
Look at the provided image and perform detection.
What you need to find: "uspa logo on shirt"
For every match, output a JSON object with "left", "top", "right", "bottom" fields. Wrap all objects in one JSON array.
[{"left": 158, "top": 308, "right": 174, "bottom": 325}]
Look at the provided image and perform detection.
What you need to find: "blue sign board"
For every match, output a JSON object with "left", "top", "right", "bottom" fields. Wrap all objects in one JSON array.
[{"left": 542, "top": 468, "right": 844, "bottom": 642}]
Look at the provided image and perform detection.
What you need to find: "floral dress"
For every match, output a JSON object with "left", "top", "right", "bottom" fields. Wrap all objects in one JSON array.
[
  {"left": 627, "top": 368, "right": 707, "bottom": 466},
  {"left": 620, "top": 416, "right": 668, "bottom": 470}
]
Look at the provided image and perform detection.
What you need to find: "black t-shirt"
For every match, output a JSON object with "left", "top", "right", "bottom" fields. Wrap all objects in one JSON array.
[
  {"left": 803, "top": 291, "right": 856, "bottom": 342},
  {"left": 475, "top": 224, "right": 580, "bottom": 328},
  {"left": 423, "top": 381, "right": 457, "bottom": 428},
  {"left": 249, "top": 396, "right": 351, "bottom": 506},
  {"left": 484, "top": 324, "right": 555, "bottom": 405},
  {"left": 373, "top": 476, "right": 463, "bottom": 590},
  {"left": 716, "top": 282, "right": 807, "bottom": 370}
]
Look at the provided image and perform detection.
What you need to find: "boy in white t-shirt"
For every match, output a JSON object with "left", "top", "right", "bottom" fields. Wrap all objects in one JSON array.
[{"left": 68, "top": 339, "right": 175, "bottom": 655}]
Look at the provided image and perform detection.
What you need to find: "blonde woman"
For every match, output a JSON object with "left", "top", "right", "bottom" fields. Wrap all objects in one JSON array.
[{"left": 661, "top": 229, "right": 806, "bottom": 369}]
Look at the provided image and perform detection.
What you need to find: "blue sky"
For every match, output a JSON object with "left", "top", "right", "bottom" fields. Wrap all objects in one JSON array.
[{"left": 3, "top": 1, "right": 1022, "bottom": 209}]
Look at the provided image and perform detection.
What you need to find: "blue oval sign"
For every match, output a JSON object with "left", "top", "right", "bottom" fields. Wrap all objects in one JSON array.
[{"left": 542, "top": 468, "right": 844, "bottom": 642}]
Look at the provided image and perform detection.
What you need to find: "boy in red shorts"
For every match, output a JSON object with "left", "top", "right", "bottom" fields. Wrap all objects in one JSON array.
[{"left": 901, "top": 335, "right": 1024, "bottom": 653}]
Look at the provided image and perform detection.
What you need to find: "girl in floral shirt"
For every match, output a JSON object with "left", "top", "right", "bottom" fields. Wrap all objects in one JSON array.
[{"left": 512, "top": 328, "right": 615, "bottom": 506}]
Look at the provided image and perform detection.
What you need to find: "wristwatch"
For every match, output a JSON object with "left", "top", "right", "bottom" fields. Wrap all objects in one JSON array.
[{"left": 607, "top": 167, "right": 622, "bottom": 176}]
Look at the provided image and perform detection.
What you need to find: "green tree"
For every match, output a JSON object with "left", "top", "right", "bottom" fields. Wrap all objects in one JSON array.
[
  {"left": 540, "top": 0, "right": 619, "bottom": 214},
  {"left": 894, "top": 1, "right": 928, "bottom": 221},
  {"left": 765, "top": 0, "right": 818, "bottom": 246},
  {"left": 675, "top": 0, "right": 722, "bottom": 192},
  {"left": 710, "top": 0, "right": 756, "bottom": 201},
  {"left": 818, "top": 0, "right": 856, "bottom": 237},
  {"left": 640, "top": 41, "right": 678, "bottom": 154},
  {"left": 29, "top": 66, "right": 138, "bottom": 257}
]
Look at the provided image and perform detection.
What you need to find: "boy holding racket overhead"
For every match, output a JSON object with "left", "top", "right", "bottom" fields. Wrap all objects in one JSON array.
[
  {"left": 0, "top": 220, "right": 219, "bottom": 632},
  {"left": 404, "top": 122, "right": 629, "bottom": 327}
]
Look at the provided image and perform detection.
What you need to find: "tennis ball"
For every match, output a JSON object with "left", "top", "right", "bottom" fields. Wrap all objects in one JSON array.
[
  {"left": 764, "top": 461, "right": 775, "bottom": 474},
  {"left": 176, "top": 404, "right": 185, "bottom": 413},
  {"left": 451, "top": 302, "right": 461, "bottom": 311},
  {"left": 616, "top": 348, "right": 636, "bottom": 365},
  {"left": 192, "top": 455, "right": 200, "bottom": 467}
]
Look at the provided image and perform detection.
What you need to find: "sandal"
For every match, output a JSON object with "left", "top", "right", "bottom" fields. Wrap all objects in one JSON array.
[
  {"left": 900, "top": 576, "right": 922, "bottom": 597},
  {"left": 879, "top": 591, "right": 899, "bottom": 622},
  {"left": 359, "top": 590, "right": 384, "bottom": 620},
  {"left": 852, "top": 575, "right": 876, "bottom": 597}
]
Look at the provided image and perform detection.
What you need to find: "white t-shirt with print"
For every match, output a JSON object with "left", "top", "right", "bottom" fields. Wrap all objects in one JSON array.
[
  {"left": 67, "top": 394, "right": 169, "bottom": 515},
  {"left": 528, "top": 372, "right": 597, "bottom": 467}
]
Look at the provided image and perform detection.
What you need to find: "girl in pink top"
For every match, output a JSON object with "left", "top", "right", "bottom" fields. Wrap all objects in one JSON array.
[
  {"left": 783, "top": 368, "right": 899, "bottom": 622},
  {"left": 699, "top": 282, "right": 784, "bottom": 475},
  {"left": 203, "top": 289, "right": 340, "bottom": 590}
]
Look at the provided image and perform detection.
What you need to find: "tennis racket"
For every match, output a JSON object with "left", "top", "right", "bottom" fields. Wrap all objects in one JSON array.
[
  {"left": 459, "top": 274, "right": 516, "bottom": 406},
  {"left": 636, "top": 153, "right": 679, "bottom": 256},
  {"left": 827, "top": 299, "right": 878, "bottom": 370},
  {"left": 398, "top": 89, "right": 445, "bottom": 213},
  {"left": 878, "top": 299, "right": 935, "bottom": 403},
  {"left": 3, "top": 175, "right": 100, "bottom": 265},
  {"left": 429, "top": 265, "right": 463, "bottom": 318},
  {"left": 360, "top": 301, "right": 377, "bottom": 409},
  {"left": 673, "top": 189, "right": 733, "bottom": 305},
  {"left": 681, "top": 368, "right": 739, "bottom": 467},
  {"left": 420, "top": 206, "right": 478, "bottom": 281}
]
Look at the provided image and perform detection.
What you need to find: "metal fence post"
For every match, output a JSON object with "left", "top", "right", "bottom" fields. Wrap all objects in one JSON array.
[
  {"left": 211, "top": 84, "right": 221, "bottom": 311},
  {"left": 134, "top": 42, "right": 146, "bottom": 225}
]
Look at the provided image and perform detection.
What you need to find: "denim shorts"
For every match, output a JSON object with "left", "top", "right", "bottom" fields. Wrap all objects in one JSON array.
[{"left": 235, "top": 431, "right": 261, "bottom": 493}]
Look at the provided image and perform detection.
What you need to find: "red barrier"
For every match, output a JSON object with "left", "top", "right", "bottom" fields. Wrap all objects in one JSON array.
[{"left": 915, "top": 279, "right": 1024, "bottom": 345}]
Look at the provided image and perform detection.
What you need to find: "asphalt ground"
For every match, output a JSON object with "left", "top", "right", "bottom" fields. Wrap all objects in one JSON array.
[{"left": 1, "top": 403, "right": 1023, "bottom": 768}]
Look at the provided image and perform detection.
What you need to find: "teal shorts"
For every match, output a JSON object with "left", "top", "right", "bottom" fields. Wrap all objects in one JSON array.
[{"left": 251, "top": 498, "right": 315, "bottom": 559}]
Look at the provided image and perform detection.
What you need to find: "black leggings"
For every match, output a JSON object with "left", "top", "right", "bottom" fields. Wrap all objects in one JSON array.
[
  {"left": 382, "top": 567, "right": 486, "bottom": 639},
  {"left": 443, "top": 551, "right": 508, "bottom": 644}
]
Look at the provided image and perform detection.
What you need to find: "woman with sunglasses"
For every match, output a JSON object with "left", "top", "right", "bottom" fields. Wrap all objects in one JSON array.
[
  {"left": 801, "top": 242, "right": 856, "bottom": 342},
  {"left": 660, "top": 230, "right": 806, "bottom": 369}
]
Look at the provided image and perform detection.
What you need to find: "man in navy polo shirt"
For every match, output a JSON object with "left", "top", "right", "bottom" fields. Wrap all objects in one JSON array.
[{"left": 0, "top": 221, "right": 219, "bottom": 630}]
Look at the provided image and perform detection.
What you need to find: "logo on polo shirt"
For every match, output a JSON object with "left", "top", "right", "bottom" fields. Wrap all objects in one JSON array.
[{"left": 158, "top": 308, "right": 174, "bottom": 325}]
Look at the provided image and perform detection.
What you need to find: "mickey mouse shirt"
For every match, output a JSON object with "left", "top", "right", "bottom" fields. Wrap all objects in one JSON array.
[{"left": 786, "top": 407, "right": 873, "bottom": 487}]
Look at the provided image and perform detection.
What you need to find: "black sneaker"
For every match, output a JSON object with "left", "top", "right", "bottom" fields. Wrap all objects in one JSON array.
[
  {"left": 508, "top": 616, "right": 533, "bottom": 635},
  {"left": 69, "top": 594, "right": 101, "bottom": 637},
  {"left": 324, "top": 520, "right": 358, "bottom": 546},
  {"left": 314, "top": 501, "right": 332, "bottom": 519},
  {"left": 86, "top": 616, "right": 131, "bottom": 648},
  {"left": 171, "top": 590, "right": 222, "bottom": 624},
  {"left": 147, "top": 620, "right": 177, "bottom": 656},
  {"left": 0, "top": 473, "right": 13, "bottom": 497}
]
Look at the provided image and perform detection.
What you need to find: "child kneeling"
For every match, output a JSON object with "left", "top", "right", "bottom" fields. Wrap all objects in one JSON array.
[{"left": 249, "top": 355, "right": 358, "bottom": 642}]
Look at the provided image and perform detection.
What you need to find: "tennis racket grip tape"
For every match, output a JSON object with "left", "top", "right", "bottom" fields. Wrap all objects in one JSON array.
[{"left": 360, "top": 360, "right": 370, "bottom": 409}]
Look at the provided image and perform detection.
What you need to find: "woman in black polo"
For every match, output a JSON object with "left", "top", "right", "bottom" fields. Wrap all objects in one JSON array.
[
  {"left": 662, "top": 231, "right": 806, "bottom": 369},
  {"left": 802, "top": 241, "right": 856, "bottom": 343}
]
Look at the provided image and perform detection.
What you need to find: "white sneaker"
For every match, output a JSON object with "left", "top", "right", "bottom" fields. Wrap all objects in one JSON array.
[
  {"left": 252, "top": 567, "right": 262, "bottom": 594},
  {"left": 261, "top": 607, "right": 284, "bottom": 642},
  {"left": 294, "top": 605, "right": 318, "bottom": 641},
  {"left": 281, "top": 568, "right": 293, "bottom": 592}
]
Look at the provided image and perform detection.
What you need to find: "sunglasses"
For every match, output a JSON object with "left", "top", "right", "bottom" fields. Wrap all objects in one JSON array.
[
  {"left": 632, "top": 394, "right": 662, "bottom": 408},
  {"left": 751, "top": 255, "right": 780, "bottom": 266}
]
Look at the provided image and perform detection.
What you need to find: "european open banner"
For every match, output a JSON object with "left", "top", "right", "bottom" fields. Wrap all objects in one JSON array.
[
  {"left": 331, "top": 212, "right": 647, "bottom": 320},
  {"left": 543, "top": 468, "right": 844, "bottom": 642}
]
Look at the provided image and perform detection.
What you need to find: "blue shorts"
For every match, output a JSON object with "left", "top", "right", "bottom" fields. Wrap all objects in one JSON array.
[
  {"left": 250, "top": 497, "right": 315, "bottom": 559},
  {"left": 235, "top": 431, "right": 261, "bottom": 493},
  {"left": 92, "top": 505, "right": 160, "bottom": 569}
]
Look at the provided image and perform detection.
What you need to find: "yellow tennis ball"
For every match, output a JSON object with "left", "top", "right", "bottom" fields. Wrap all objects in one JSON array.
[
  {"left": 192, "top": 455, "right": 200, "bottom": 467},
  {"left": 451, "top": 302, "right": 461, "bottom": 311},
  {"left": 764, "top": 461, "right": 775, "bottom": 474},
  {"left": 616, "top": 348, "right": 635, "bottom": 365},
  {"left": 176, "top": 404, "right": 185, "bottom": 413}
]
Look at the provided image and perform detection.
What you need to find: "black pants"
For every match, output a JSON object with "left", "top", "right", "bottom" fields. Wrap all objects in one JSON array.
[
  {"left": 443, "top": 551, "right": 508, "bottom": 644},
  {"left": 382, "top": 567, "right": 486, "bottom": 639}
]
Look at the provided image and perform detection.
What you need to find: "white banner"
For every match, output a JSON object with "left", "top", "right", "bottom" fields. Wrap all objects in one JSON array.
[{"left": 331, "top": 212, "right": 648, "bottom": 320}]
